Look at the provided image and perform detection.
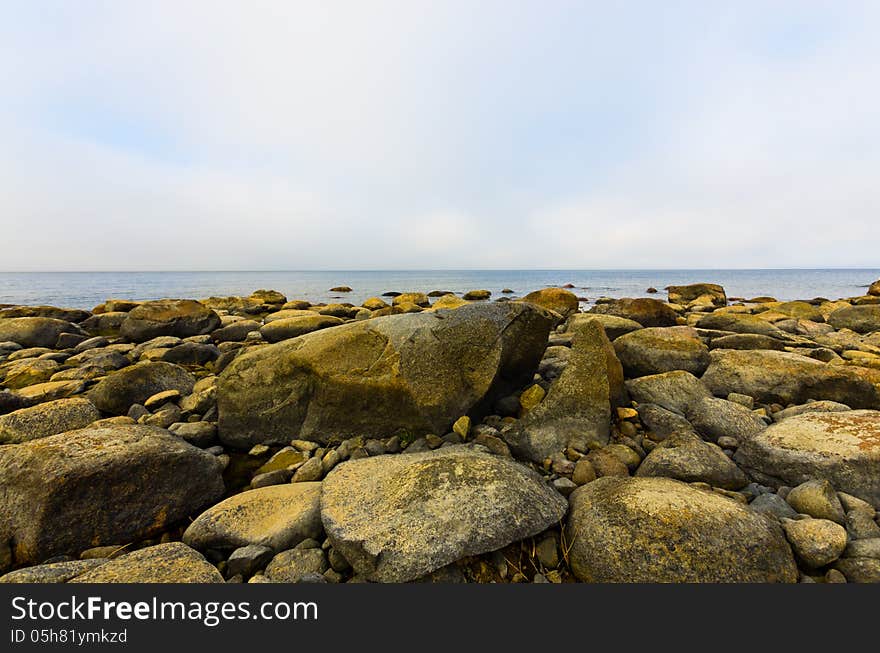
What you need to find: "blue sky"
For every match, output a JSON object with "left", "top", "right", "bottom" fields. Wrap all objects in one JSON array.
[{"left": 0, "top": 1, "right": 877, "bottom": 270}]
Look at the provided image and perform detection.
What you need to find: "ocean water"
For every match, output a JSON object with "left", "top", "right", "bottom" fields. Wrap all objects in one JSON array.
[{"left": 0, "top": 269, "right": 878, "bottom": 310}]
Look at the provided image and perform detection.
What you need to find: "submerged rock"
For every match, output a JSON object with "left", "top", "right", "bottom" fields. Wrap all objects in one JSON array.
[{"left": 321, "top": 446, "right": 567, "bottom": 582}]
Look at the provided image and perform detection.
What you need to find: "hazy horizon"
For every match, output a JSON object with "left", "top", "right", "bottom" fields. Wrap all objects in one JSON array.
[{"left": 2, "top": 2, "right": 878, "bottom": 271}]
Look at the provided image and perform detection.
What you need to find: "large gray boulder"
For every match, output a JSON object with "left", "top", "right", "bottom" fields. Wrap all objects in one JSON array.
[
  {"left": 734, "top": 410, "right": 880, "bottom": 506},
  {"left": 120, "top": 299, "right": 221, "bottom": 342},
  {"left": 217, "top": 303, "right": 553, "bottom": 448},
  {"left": 0, "top": 397, "right": 100, "bottom": 444},
  {"left": 701, "top": 349, "right": 880, "bottom": 409},
  {"left": 0, "top": 317, "right": 86, "bottom": 348},
  {"left": 565, "top": 477, "right": 797, "bottom": 582},
  {"left": 504, "top": 320, "right": 626, "bottom": 462},
  {"left": 321, "top": 446, "right": 567, "bottom": 582},
  {"left": 0, "top": 425, "right": 224, "bottom": 565},
  {"left": 183, "top": 483, "right": 322, "bottom": 553},
  {"left": 613, "top": 326, "right": 710, "bottom": 377},
  {"left": 87, "top": 361, "right": 195, "bottom": 415}
]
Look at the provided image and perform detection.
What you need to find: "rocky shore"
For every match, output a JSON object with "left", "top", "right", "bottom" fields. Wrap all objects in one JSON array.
[{"left": 1, "top": 281, "right": 879, "bottom": 583}]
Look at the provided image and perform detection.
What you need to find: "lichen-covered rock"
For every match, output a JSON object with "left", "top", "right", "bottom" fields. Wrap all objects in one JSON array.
[
  {"left": 120, "top": 299, "right": 221, "bottom": 342},
  {"left": 0, "top": 425, "right": 224, "bottom": 564},
  {"left": 702, "top": 349, "right": 880, "bottom": 409},
  {"left": 321, "top": 446, "right": 567, "bottom": 582},
  {"left": 504, "top": 320, "right": 626, "bottom": 462},
  {"left": 782, "top": 518, "right": 847, "bottom": 568},
  {"left": 827, "top": 304, "right": 880, "bottom": 334},
  {"left": 565, "top": 476, "right": 797, "bottom": 582},
  {"left": 183, "top": 483, "right": 322, "bottom": 553},
  {"left": 589, "top": 298, "right": 678, "bottom": 328},
  {"left": 520, "top": 288, "right": 580, "bottom": 320},
  {"left": 218, "top": 303, "right": 553, "bottom": 448},
  {"left": 635, "top": 431, "right": 748, "bottom": 489},
  {"left": 625, "top": 370, "right": 711, "bottom": 415},
  {"left": 259, "top": 315, "right": 344, "bottom": 343},
  {"left": 613, "top": 326, "right": 710, "bottom": 377},
  {"left": 696, "top": 313, "right": 787, "bottom": 338},
  {"left": 0, "top": 317, "right": 86, "bottom": 349},
  {"left": 734, "top": 410, "right": 880, "bottom": 506},
  {"left": 666, "top": 283, "right": 727, "bottom": 308},
  {"left": 69, "top": 543, "right": 223, "bottom": 583},
  {"left": 0, "top": 559, "right": 108, "bottom": 584},
  {"left": 0, "top": 398, "right": 100, "bottom": 444},
  {"left": 565, "top": 314, "right": 642, "bottom": 340},
  {"left": 687, "top": 396, "right": 766, "bottom": 443},
  {"left": 87, "top": 361, "right": 195, "bottom": 415}
]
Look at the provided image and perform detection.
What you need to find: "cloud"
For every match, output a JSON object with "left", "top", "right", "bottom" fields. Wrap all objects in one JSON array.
[{"left": 0, "top": 1, "right": 878, "bottom": 270}]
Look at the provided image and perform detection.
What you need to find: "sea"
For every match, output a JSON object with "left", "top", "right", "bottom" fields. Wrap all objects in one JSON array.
[{"left": 0, "top": 269, "right": 878, "bottom": 310}]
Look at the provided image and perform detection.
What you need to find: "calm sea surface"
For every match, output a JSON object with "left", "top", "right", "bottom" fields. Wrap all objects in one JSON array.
[{"left": 0, "top": 270, "right": 878, "bottom": 310}]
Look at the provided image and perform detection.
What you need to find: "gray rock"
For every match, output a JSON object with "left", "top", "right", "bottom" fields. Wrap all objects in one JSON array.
[
  {"left": 749, "top": 493, "right": 799, "bottom": 520},
  {"left": 782, "top": 518, "right": 848, "bottom": 568},
  {"left": 0, "top": 559, "right": 108, "bottom": 583},
  {"left": 69, "top": 543, "right": 223, "bottom": 583},
  {"left": 0, "top": 398, "right": 100, "bottom": 444},
  {"left": 88, "top": 361, "right": 195, "bottom": 415},
  {"left": 218, "top": 303, "right": 553, "bottom": 447},
  {"left": 0, "top": 317, "right": 86, "bottom": 349},
  {"left": 265, "top": 548, "right": 328, "bottom": 582},
  {"left": 183, "top": 483, "right": 322, "bottom": 553},
  {"left": 226, "top": 545, "right": 274, "bottom": 578},
  {"left": 321, "top": 446, "right": 567, "bottom": 582},
  {"left": 635, "top": 431, "right": 748, "bottom": 489},
  {"left": 120, "top": 299, "right": 221, "bottom": 342},
  {"left": 772, "top": 400, "right": 851, "bottom": 422},
  {"left": 565, "top": 477, "right": 797, "bottom": 582},
  {"left": 636, "top": 403, "right": 693, "bottom": 439},
  {"left": 0, "top": 425, "right": 224, "bottom": 565},
  {"left": 169, "top": 421, "right": 217, "bottom": 447},
  {"left": 613, "top": 326, "right": 710, "bottom": 378},
  {"left": 564, "top": 314, "right": 643, "bottom": 340},
  {"left": 735, "top": 411, "right": 880, "bottom": 506},
  {"left": 211, "top": 320, "right": 261, "bottom": 343},
  {"left": 785, "top": 480, "right": 847, "bottom": 523},
  {"left": 687, "top": 396, "right": 766, "bottom": 443},
  {"left": 504, "top": 320, "right": 626, "bottom": 462},
  {"left": 626, "top": 370, "right": 711, "bottom": 415},
  {"left": 588, "top": 298, "right": 679, "bottom": 328},
  {"left": 832, "top": 557, "right": 880, "bottom": 583},
  {"left": 844, "top": 538, "right": 880, "bottom": 560}
]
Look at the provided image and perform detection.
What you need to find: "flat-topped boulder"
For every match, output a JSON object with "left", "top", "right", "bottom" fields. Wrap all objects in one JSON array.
[
  {"left": 321, "top": 446, "right": 567, "bottom": 582},
  {"left": 565, "top": 477, "right": 797, "bottom": 582},
  {"left": 217, "top": 303, "right": 553, "bottom": 448},
  {"left": 120, "top": 299, "right": 221, "bottom": 342},
  {"left": 589, "top": 298, "right": 678, "bottom": 327},
  {"left": 734, "top": 410, "right": 880, "bottom": 506},
  {"left": 701, "top": 349, "right": 880, "bottom": 409},
  {"left": 0, "top": 425, "right": 224, "bottom": 565}
]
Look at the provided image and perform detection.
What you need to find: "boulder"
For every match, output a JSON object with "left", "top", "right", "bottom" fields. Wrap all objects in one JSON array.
[
  {"left": 211, "top": 320, "right": 261, "bottom": 343},
  {"left": 217, "top": 303, "right": 553, "bottom": 448},
  {"left": 635, "top": 431, "right": 748, "bottom": 489},
  {"left": 87, "top": 361, "right": 195, "bottom": 415},
  {"left": 701, "top": 350, "right": 880, "bottom": 409},
  {"left": 0, "top": 305, "right": 90, "bottom": 322},
  {"left": 772, "top": 400, "right": 851, "bottom": 422},
  {"left": 69, "top": 543, "right": 223, "bottom": 583},
  {"left": 636, "top": 403, "right": 693, "bottom": 439},
  {"left": 521, "top": 288, "right": 580, "bottom": 320},
  {"left": 625, "top": 370, "right": 711, "bottom": 415},
  {"left": 321, "top": 446, "right": 567, "bottom": 582},
  {"left": 869, "top": 280, "right": 880, "bottom": 297},
  {"left": 259, "top": 315, "right": 344, "bottom": 343},
  {"left": 120, "top": 299, "right": 221, "bottom": 342},
  {"left": 589, "top": 298, "right": 678, "bottom": 327},
  {"left": 0, "top": 398, "right": 100, "bottom": 444},
  {"left": 0, "top": 317, "right": 86, "bottom": 348},
  {"left": 708, "top": 333, "right": 787, "bottom": 351},
  {"left": 687, "top": 396, "right": 766, "bottom": 443},
  {"left": 666, "top": 283, "right": 727, "bottom": 308},
  {"left": 0, "top": 425, "right": 224, "bottom": 564},
  {"left": 696, "top": 313, "right": 787, "bottom": 338},
  {"left": 774, "top": 301, "right": 825, "bottom": 323},
  {"left": 264, "top": 547, "right": 327, "bottom": 582},
  {"left": 613, "top": 326, "right": 710, "bottom": 377},
  {"left": 782, "top": 518, "right": 847, "bottom": 568},
  {"left": 734, "top": 410, "right": 880, "bottom": 506},
  {"left": 504, "top": 320, "right": 626, "bottom": 462},
  {"left": 183, "top": 483, "right": 322, "bottom": 553},
  {"left": 565, "top": 314, "right": 642, "bottom": 340},
  {"left": 462, "top": 289, "right": 491, "bottom": 301},
  {"left": 565, "top": 477, "right": 796, "bottom": 582},
  {"left": 80, "top": 312, "right": 128, "bottom": 336},
  {"left": 0, "top": 559, "right": 108, "bottom": 584},
  {"left": 828, "top": 305, "right": 880, "bottom": 334}
]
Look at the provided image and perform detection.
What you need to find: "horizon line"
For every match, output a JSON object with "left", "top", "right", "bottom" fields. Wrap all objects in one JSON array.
[{"left": 2, "top": 267, "right": 879, "bottom": 274}]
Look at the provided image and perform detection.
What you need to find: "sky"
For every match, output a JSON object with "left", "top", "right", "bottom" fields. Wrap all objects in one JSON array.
[{"left": 0, "top": 1, "right": 878, "bottom": 271}]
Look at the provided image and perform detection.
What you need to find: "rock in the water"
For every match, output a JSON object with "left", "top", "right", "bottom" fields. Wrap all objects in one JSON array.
[
  {"left": 0, "top": 317, "right": 86, "bottom": 349},
  {"left": 504, "top": 320, "right": 626, "bottom": 462},
  {"left": 687, "top": 396, "right": 766, "bottom": 443},
  {"left": 613, "top": 326, "right": 710, "bottom": 377},
  {"left": 259, "top": 315, "right": 344, "bottom": 343},
  {"left": 321, "top": 446, "right": 567, "bottom": 582},
  {"left": 183, "top": 483, "right": 322, "bottom": 553},
  {"left": 0, "top": 425, "right": 224, "bottom": 564},
  {"left": 635, "top": 431, "right": 748, "bottom": 489},
  {"left": 0, "top": 398, "right": 100, "bottom": 444},
  {"left": 69, "top": 543, "right": 223, "bottom": 583},
  {"left": 217, "top": 303, "right": 553, "bottom": 448},
  {"left": 520, "top": 288, "right": 580, "bottom": 320},
  {"left": 868, "top": 280, "right": 880, "bottom": 297},
  {"left": 828, "top": 304, "right": 880, "bottom": 334},
  {"left": 702, "top": 349, "right": 880, "bottom": 409},
  {"left": 565, "top": 476, "right": 797, "bottom": 582},
  {"left": 589, "top": 298, "right": 678, "bottom": 328},
  {"left": 87, "top": 361, "right": 195, "bottom": 415},
  {"left": 625, "top": 370, "right": 711, "bottom": 415},
  {"left": 667, "top": 283, "right": 727, "bottom": 308},
  {"left": 120, "top": 299, "right": 221, "bottom": 342},
  {"left": 734, "top": 410, "right": 880, "bottom": 506},
  {"left": 782, "top": 518, "right": 847, "bottom": 568},
  {"left": 462, "top": 289, "right": 491, "bottom": 301}
]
